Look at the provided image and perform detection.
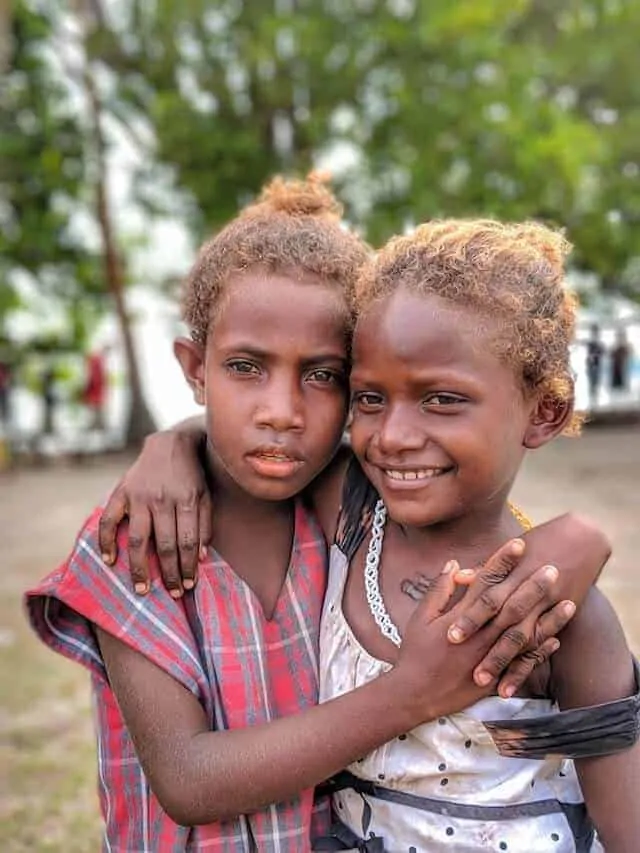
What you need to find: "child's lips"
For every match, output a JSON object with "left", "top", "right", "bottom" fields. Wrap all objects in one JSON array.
[
  {"left": 246, "top": 450, "right": 305, "bottom": 479},
  {"left": 372, "top": 463, "right": 455, "bottom": 490}
]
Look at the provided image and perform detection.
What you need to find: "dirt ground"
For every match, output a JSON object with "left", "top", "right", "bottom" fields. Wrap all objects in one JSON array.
[{"left": 1, "top": 426, "right": 638, "bottom": 851}]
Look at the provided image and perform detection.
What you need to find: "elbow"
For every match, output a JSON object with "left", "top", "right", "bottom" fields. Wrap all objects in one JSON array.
[
  {"left": 159, "top": 789, "right": 223, "bottom": 827},
  {"left": 155, "top": 775, "right": 238, "bottom": 826},
  {"left": 160, "top": 792, "right": 197, "bottom": 827}
]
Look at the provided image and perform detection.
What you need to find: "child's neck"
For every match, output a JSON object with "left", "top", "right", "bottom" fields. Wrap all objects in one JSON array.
[
  {"left": 388, "top": 500, "right": 524, "bottom": 573},
  {"left": 203, "top": 446, "right": 295, "bottom": 619}
]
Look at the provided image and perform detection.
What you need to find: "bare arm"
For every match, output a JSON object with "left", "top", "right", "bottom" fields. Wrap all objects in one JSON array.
[
  {"left": 551, "top": 589, "right": 640, "bottom": 852},
  {"left": 95, "top": 561, "right": 570, "bottom": 826}
]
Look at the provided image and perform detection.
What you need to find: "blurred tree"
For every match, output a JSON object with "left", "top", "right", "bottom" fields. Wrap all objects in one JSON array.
[
  {"left": 507, "top": 0, "right": 640, "bottom": 296},
  {"left": 87, "top": 0, "right": 639, "bottom": 293},
  {"left": 67, "top": 0, "right": 157, "bottom": 445},
  {"left": 0, "top": 0, "right": 102, "bottom": 341},
  {"left": 4, "top": 0, "right": 640, "bottom": 371},
  {"left": 1, "top": 0, "right": 157, "bottom": 445}
]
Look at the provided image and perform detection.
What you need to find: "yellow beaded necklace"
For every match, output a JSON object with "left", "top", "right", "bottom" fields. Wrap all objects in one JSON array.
[{"left": 508, "top": 501, "right": 533, "bottom": 532}]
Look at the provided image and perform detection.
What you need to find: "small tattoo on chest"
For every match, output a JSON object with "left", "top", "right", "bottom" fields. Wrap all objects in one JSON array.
[{"left": 400, "top": 574, "right": 435, "bottom": 601}]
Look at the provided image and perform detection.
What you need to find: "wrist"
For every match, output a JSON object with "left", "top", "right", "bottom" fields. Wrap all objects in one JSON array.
[{"left": 382, "top": 667, "right": 437, "bottom": 730}]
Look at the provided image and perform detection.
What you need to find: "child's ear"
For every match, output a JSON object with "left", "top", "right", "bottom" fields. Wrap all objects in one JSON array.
[
  {"left": 523, "top": 395, "right": 574, "bottom": 449},
  {"left": 173, "top": 337, "right": 206, "bottom": 406}
]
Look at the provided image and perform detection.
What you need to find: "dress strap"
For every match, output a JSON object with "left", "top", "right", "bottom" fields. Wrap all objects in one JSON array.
[
  {"left": 334, "top": 457, "right": 378, "bottom": 561},
  {"left": 485, "top": 657, "right": 640, "bottom": 759}
]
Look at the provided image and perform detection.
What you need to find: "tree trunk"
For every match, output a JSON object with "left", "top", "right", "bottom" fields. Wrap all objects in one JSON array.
[
  {"left": 82, "top": 45, "right": 156, "bottom": 447},
  {"left": 0, "top": 0, "right": 11, "bottom": 73}
]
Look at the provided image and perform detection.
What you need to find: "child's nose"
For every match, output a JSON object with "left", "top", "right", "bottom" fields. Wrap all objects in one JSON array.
[
  {"left": 377, "top": 408, "right": 425, "bottom": 455},
  {"left": 255, "top": 381, "right": 304, "bottom": 432}
]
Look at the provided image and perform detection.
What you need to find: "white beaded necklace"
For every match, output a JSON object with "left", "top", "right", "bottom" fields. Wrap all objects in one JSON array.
[{"left": 364, "top": 499, "right": 402, "bottom": 647}]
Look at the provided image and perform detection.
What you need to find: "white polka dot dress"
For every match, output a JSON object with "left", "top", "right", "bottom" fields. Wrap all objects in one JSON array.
[{"left": 319, "top": 545, "right": 602, "bottom": 853}]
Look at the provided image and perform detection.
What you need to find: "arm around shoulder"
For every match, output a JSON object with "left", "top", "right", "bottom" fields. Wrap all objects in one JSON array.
[{"left": 551, "top": 588, "right": 640, "bottom": 852}]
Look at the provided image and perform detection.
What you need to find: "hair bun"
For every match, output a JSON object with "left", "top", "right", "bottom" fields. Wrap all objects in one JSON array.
[{"left": 254, "top": 171, "right": 343, "bottom": 218}]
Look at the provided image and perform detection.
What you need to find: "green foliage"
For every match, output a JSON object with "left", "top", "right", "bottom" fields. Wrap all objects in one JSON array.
[
  {"left": 3, "top": 0, "right": 640, "bottom": 313},
  {"left": 79, "top": 0, "right": 638, "bottom": 294},
  {"left": 0, "top": 0, "right": 103, "bottom": 339}
]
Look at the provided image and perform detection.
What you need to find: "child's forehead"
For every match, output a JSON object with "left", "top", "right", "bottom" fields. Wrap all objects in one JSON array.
[
  {"left": 210, "top": 270, "right": 351, "bottom": 352},
  {"left": 353, "top": 290, "right": 509, "bottom": 372},
  {"left": 356, "top": 290, "right": 489, "bottom": 343},
  {"left": 218, "top": 269, "right": 348, "bottom": 319}
]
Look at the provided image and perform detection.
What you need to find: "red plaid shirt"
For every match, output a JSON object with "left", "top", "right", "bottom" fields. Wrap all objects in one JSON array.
[{"left": 25, "top": 500, "right": 330, "bottom": 852}]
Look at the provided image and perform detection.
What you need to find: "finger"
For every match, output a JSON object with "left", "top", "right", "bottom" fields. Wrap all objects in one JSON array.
[
  {"left": 127, "top": 504, "right": 152, "bottom": 594},
  {"left": 495, "top": 637, "right": 561, "bottom": 699},
  {"left": 176, "top": 500, "right": 199, "bottom": 590},
  {"left": 152, "top": 506, "right": 183, "bottom": 599},
  {"left": 98, "top": 489, "right": 128, "bottom": 565},
  {"left": 447, "top": 539, "right": 525, "bottom": 643},
  {"left": 491, "top": 565, "right": 560, "bottom": 632},
  {"left": 418, "top": 561, "right": 459, "bottom": 622},
  {"left": 498, "top": 600, "right": 577, "bottom": 698},
  {"left": 532, "top": 599, "right": 577, "bottom": 642},
  {"left": 473, "top": 599, "right": 575, "bottom": 691},
  {"left": 470, "top": 616, "right": 534, "bottom": 687},
  {"left": 198, "top": 492, "right": 213, "bottom": 562}
]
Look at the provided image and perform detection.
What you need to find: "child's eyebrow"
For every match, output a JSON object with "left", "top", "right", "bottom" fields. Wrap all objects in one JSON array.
[
  {"left": 219, "top": 343, "right": 347, "bottom": 366},
  {"left": 301, "top": 354, "right": 348, "bottom": 367}
]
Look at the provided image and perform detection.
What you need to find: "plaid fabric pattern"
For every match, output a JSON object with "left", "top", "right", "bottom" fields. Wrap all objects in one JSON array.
[{"left": 25, "top": 500, "right": 330, "bottom": 852}]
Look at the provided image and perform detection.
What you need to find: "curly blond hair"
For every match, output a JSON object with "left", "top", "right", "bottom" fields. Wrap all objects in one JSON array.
[
  {"left": 182, "top": 172, "right": 370, "bottom": 344},
  {"left": 355, "top": 219, "right": 581, "bottom": 434}
]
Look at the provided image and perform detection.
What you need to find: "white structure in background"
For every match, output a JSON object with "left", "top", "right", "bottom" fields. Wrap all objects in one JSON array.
[{"left": 570, "top": 272, "right": 640, "bottom": 414}]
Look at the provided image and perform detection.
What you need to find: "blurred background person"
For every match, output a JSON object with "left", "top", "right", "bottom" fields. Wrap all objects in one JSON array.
[
  {"left": 610, "top": 327, "right": 632, "bottom": 394},
  {"left": 585, "top": 324, "right": 605, "bottom": 409},
  {"left": 0, "top": 355, "right": 12, "bottom": 435},
  {"left": 82, "top": 346, "right": 109, "bottom": 433}
]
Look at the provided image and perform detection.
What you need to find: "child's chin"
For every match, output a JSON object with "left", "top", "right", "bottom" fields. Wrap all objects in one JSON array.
[
  {"left": 242, "top": 471, "right": 312, "bottom": 503},
  {"left": 383, "top": 496, "right": 453, "bottom": 528}
]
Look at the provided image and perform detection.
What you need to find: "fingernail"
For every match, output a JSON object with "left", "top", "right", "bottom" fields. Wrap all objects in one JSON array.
[
  {"left": 443, "top": 559, "right": 458, "bottom": 575},
  {"left": 134, "top": 582, "right": 148, "bottom": 595},
  {"left": 455, "top": 568, "right": 475, "bottom": 578},
  {"left": 563, "top": 600, "right": 576, "bottom": 617},
  {"left": 544, "top": 565, "right": 559, "bottom": 581},
  {"left": 448, "top": 626, "right": 465, "bottom": 643},
  {"left": 510, "top": 538, "right": 525, "bottom": 555},
  {"left": 501, "top": 684, "right": 516, "bottom": 699},
  {"left": 549, "top": 638, "right": 561, "bottom": 653},
  {"left": 183, "top": 579, "right": 195, "bottom": 590},
  {"left": 199, "top": 546, "right": 207, "bottom": 561},
  {"left": 169, "top": 588, "right": 183, "bottom": 599},
  {"left": 475, "top": 671, "right": 492, "bottom": 687},
  {"left": 102, "top": 552, "right": 113, "bottom": 565}
]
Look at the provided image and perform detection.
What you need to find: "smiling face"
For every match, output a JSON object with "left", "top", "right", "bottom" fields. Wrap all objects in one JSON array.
[
  {"left": 175, "top": 270, "right": 350, "bottom": 502},
  {"left": 349, "top": 289, "right": 540, "bottom": 529}
]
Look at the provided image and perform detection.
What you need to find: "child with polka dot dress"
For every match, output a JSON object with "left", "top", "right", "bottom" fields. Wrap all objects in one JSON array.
[{"left": 316, "top": 221, "right": 639, "bottom": 851}]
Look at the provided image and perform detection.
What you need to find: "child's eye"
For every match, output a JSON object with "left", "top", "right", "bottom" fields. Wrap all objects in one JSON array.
[
  {"left": 422, "top": 393, "right": 465, "bottom": 408},
  {"left": 352, "top": 391, "right": 384, "bottom": 410},
  {"left": 306, "top": 368, "right": 341, "bottom": 385},
  {"left": 226, "top": 360, "right": 260, "bottom": 376}
]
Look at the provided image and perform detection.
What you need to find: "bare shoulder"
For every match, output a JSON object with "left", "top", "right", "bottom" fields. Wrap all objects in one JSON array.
[
  {"left": 305, "top": 444, "right": 353, "bottom": 542},
  {"left": 551, "top": 587, "right": 635, "bottom": 710}
]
